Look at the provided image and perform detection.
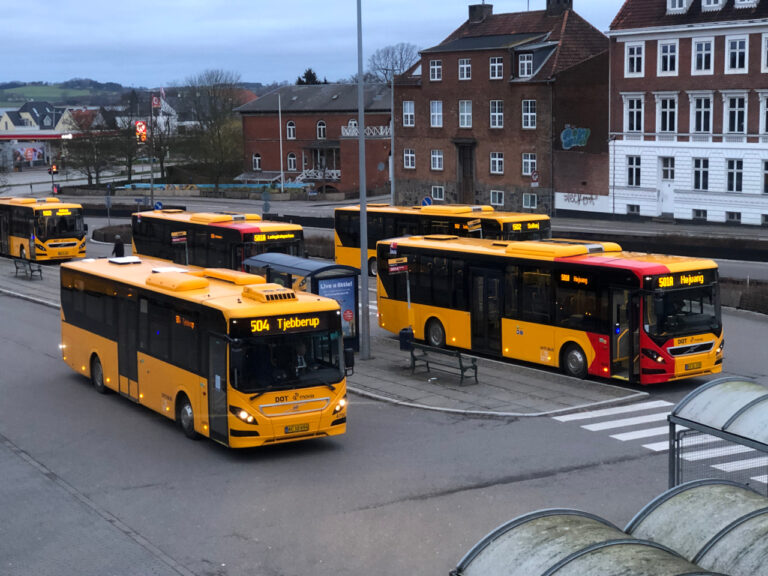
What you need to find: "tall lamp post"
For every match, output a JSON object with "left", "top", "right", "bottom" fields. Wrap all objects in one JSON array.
[
  {"left": 356, "top": 0, "right": 370, "bottom": 360},
  {"left": 388, "top": 67, "right": 396, "bottom": 206}
]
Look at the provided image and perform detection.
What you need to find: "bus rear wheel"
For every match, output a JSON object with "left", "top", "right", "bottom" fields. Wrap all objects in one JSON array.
[
  {"left": 562, "top": 344, "right": 588, "bottom": 379},
  {"left": 426, "top": 319, "right": 446, "bottom": 348},
  {"left": 368, "top": 257, "right": 377, "bottom": 277},
  {"left": 177, "top": 395, "right": 199, "bottom": 440},
  {"left": 90, "top": 356, "right": 108, "bottom": 394}
]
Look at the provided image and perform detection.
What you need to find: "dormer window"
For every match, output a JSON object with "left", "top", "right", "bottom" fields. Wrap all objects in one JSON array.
[
  {"left": 666, "top": 0, "right": 690, "bottom": 13},
  {"left": 734, "top": 0, "right": 758, "bottom": 8},
  {"left": 518, "top": 53, "right": 533, "bottom": 78},
  {"left": 702, "top": 0, "right": 724, "bottom": 11}
]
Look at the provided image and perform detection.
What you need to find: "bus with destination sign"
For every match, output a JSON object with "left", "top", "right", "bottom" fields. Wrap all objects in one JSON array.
[
  {"left": 376, "top": 236, "right": 722, "bottom": 385},
  {"left": 0, "top": 197, "right": 86, "bottom": 261},
  {"left": 334, "top": 203, "right": 550, "bottom": 276},
  {"left": 131, "top": 209, "right": 303, "bottom": 270},
  {"left": 60, "top": 255, "right": 352, "bottom": 448}
]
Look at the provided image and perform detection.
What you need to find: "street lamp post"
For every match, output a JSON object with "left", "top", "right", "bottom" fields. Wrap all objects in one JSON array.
[
  {"left": 357, "top": 0, "right": 370, "bottom": 360},
  {"left": 388, "top": 67, "right": 395, "bottom": 206}
]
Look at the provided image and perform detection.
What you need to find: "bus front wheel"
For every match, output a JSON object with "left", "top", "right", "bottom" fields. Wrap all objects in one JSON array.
[
  {"left": 90, "top": 355, "right": 108, "bottom": 394},
  {"left": 368, "top": 257, "right": 377, "bottom": 277},
  {"left": 562, "top": 344, "right": 588, "bottom": 379},
  {"left": 426, "top": 319, "right": 446, "bottom": 348},
  {"left": 177, "top": 395, "right": 199, "bottom": 440}
]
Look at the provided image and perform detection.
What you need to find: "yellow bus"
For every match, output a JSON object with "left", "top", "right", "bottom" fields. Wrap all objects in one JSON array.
[
  {"left": 0, "top": 197, "right": 86, "bottom": 261},
  {"left": 60, "top": 256, "right": 351, "bottom": 448},
  {"left": 335, "top": 203, "right": 550, "bottom": 276},
  {"left": 131, "top": 209, "right": 304, "bottom": 270},
  {"left": 377, "top": 236, "right": 722, "bottom": 385}
]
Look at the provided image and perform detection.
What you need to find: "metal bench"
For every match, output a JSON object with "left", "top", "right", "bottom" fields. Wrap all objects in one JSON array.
[
  {"left": 409, "top": 341, "right": 478, "bottom": 385},
  {"left": 13, "top": 259, "right": 43, "bottom": 280}
]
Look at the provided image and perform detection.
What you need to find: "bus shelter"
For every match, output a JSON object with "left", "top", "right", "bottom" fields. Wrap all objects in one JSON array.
[{"left": 244, "top": 253, "right": 360, "bottom": 351}]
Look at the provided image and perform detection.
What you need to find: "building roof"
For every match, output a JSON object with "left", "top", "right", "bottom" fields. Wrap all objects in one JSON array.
[
  {"left": 235, "top": 84, "right": 392, "bottom": 114},
  {"left": 611, "top": 0, "right": 768, "bottom": 31}
]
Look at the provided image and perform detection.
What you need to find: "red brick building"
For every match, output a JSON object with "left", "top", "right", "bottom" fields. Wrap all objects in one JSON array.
[
  {"left": 236, "top": 84, "right": 392, "bottom": 196},
  {"left": 394, "top": 0, "right": 608, "bottom": 214}
]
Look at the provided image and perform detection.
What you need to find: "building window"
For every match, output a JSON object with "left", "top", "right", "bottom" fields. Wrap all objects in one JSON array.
[
  {"left": 490, "top": 190, "right": 504, "bottom": 206},
  {"left": 668, "top": 0, "right": 686, "bottom": 10},
  {"left": 490, "top": 56, "right": 504, "bottom": 79},
  {"left": 726, "top": 36, "right": 748, "bottom": 73},
  {"left": 658, "top": 40, "right": 678, "bottom": 75},
  {"left": 661, "top": 157, "right": 675, "bottom": 180},
  {"left": 628, "top": 156, "right": 641, "bottom": 187},
  {"left": 316, "top": 120, "right": 326, "bottom": 140},
  {"left": 430, "top": 60, "right": 442, "bottom": 81},
  {"left": 430, "top": 149, "right": 444, "bottom": 171},
  {"left": 627, "top": 204, "right": 641, "bottom": 215},
  {"left": 725, "top": 95, "right": 746, "bottom": 133},
  {"left": 490, "top": 100, "right": 504, "bottom": 128},
  {"left": 458, "top": 58, "right": 471, "bottom": 80},
  {"left": 403, "top": 101, "right": 415, "bottom": 127},
  {"left": 522, "top": 153, "right": 537, "bottom": 176},
  {"left": 459, "top": 100, "right": 472, "bottom": 128},
  {"left": 624, "top": 96, "right": 644, "bottom": 133},
  {"left": 252, "top": 153, "right": 261, "bottom": 171},
  {"left": 523, "top": 193, "right": 538, "bottom": 209},
  {"left": 430, "top": 100, "right": 443, "bottom": 127},
  {"left": 522, "top": 100, "right": 537, "bottom": 129},
  {"left": 702, "top": 0, "right": 723, "bottom": 10},
  {"left": 403, "top": 149, "right": 415, "bottom": 169},
  {"left": 694, "top": 158, "right": 709, "bottom": 191},
  {"left": 692, "top": 38, "right": 714, "bottom": 74},
  {"left": 657, "top": 96, "right": 677, "bottom": 133},
  {"left": 287, "top": 153, "right": 297, "bottom": 171},
  {"left": 625, "top": 43, "right": 645, "bottom": 77},
  {"left": 518, "top": 53, "right": 533, "bottom": 77},
  {"left": 727, "top": 159, "right": 743, "bottom": 192},
  {"left": 726, "top": 211, "right": 742, "bottom": 223},
  {"left": 286, "top": 121, "right": 296, "bottom": 140},
  {"left": 693, "top": 209, "right": 708, "bottom": 221},
  {"left": 763, "top": 34, "right": 768, "bottom": 73},
  {"left": 763, "top": 214, "right": 768, "bottom": 226},
  {"left": 431, "top": 185, "right": 445, "bottom": 201},
  {"left": 691, "top": 95, "right": 712, "bottom": 133},
  {"left": 490, "top": 152, "right": 504, "bottom": 175}
]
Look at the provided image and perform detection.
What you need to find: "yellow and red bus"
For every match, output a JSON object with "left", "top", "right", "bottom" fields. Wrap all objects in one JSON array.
[
  {"left": 376, "top": 236, "right": 722, "bottom": 385},
  {"left": 0, "top": 197, "right": 86, "bottom": 261},
  {"left": 335, "top": 203, "right": 550, "bottom": 275},
  {"left": 131, "top": 209, "right": 303, "bottom": 270},
  {"left": 60, "top": 256, "right": 351, "bottom": 448}
]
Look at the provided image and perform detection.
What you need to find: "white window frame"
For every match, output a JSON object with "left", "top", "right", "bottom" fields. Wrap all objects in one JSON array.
[
  {"left": 316, "top": 120, "right": 326, "bottom": 140},
  {"left": 727, "top": 159, "right": 744, "bottom": 192},
  {"left": 252, "top": 153, "right": 261, "bottom": 171},
  {"left": 286, "top": 121, "right": 296, "bottom": 140},
  {"left": 723, "top": 92, "right": 747, "bottom": 134},
  {"left": 490, "top": 152, "right": 504, "bottom": 175},
  {"left": 489, "top": 56, "right": 504, "bottom": 80},
  {"left": 625, "top": 42, "right": 645, "bottom": 78},
  {"left": 702, "top": 0, "right": 724, "bottom": 11},
  {"left": 431, "top": 185, "right": 445, "bottom": 201},
  {"left": 655, "top": 93, "right": 678, "bottom": 134},
  {"left": 429, "top": 59, "right": 442, "bottom": 81},
  {"left": 490, "top": 100, "right": 504, "bottom": 129},
  {"left": 430, "top": 100, "right": 443, "bottom": 128},
  {"left": 522, "top": 153, "right": 537, "bottom": 176},
  {"left": 430, "top": 149, "right": 444, "bottom": 171},
  {"left": 458, "top": 58, "right": 471, "bottom": 80},
  {"left": 403, "top": 148, "right": 415, "bottom": 169},
  {"left": 763, "top": 160, "right": 768, "bottom": 193},
  {"left": 490, "top": 190, "right": 504, "bottom": 206},
  {"left": 759, "top": 91, "right": 768, "bottom": 137},
  {"left": 402, "top": 101, "right": 415, "bottom": 127},
  {"left": 688, "top": 92, "right": 713, "bottom": 137},
  {"left": 692, "top": 37, "right": 714, "bottom": 75},
  {"left": 287, "top": 152, "right": 297, "bottom": 172},
  {"left": 627, "top": 156, "right": 641, "bottom": 187},
  {"left": 459, "top": 100, "right": 472, "bottom": 128},
  {"left": 693, "top": 158, "right": 709, "bottom": 191},
  {"left": 725, "top": 35, "right": 748, "bottom": 74},
  {"left": 522, "top": 99, "right": 537, "bottom": 129},
  {"left": 762, "top": 33, "right": 768, "bottom": 73},
  {"left": 661, "top": 157, "right": 675, "bottom": 180},
  {"left": 622, "top": 93, "right": 644, "bottom": 134},
  {"left": 518, "top": 54, "right": 533, "bottom": 78},
  {"left": 658, "top": 40, "right": 679, "bottom": 76},
  {"left": 523, "top": 193, "right": 538, "bottom": 209}
]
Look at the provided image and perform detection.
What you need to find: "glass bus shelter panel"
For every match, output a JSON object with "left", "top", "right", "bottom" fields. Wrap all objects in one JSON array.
[
  {"left": 673, "top": 380, "right": 768, "bottom": 431},
  {"left": 696, "top": 508, "right": 768, "bottom": 576}
]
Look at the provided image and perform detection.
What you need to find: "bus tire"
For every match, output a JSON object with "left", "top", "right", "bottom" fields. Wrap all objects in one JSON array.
[
  {"left": 90, "top": 355, "right": 108, "bottom": 394},
  {"left": 368, "top": 257, "right": 377, "bottom": 277},
  {"left": 562, "top": 344, "right": 588, "bottom": 379},
  {"left": 19, "top": 247, "right": 26, "bottom": 260},
  {"left": 177, "top": 395, "right": 199, "bottom": 440},
  {"left": 426, "top": 318, "right": 446, "bottom": 348}
]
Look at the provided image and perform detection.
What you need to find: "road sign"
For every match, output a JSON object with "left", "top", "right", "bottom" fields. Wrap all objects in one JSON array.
[
  {"left": 388, "top": 256, "right": 409, "bottom": 274},
  {"left": 154, "top": 201, "right": 163, "bottom": 210},
  {"left": 421, "top": 196, "right": 432, "bottom": 206},
  {"left": 171, "top": 230, "right": 187, "bottom": 244},
  {"left": 467, "top": 218, "right": 482, "bottom": 232},
  {"left": 531, "top": 170, "right": 540, "bottom": 188}
]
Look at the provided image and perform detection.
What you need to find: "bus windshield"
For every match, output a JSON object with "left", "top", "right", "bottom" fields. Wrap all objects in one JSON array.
[
  {"left": 36, "top": 211, "right": 84, "bottom": 239},
  {"left": 644, "top": 285, "right": 721, "bottom": 341},
  {"left": 231, "top": 330, "right": 343, "bottom": 393}
]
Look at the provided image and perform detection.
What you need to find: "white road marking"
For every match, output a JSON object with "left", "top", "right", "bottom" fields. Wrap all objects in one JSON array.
[
  {"left": 554, "top": 400, "right": 673, "bottom": 422},
  {"left": 582, "top": 412, "right": 669, "bottom": 431}
]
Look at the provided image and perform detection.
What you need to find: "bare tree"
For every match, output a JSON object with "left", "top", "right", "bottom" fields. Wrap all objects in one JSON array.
[
  {"left": 367, "top": 43, "right": 420, "bottom": 83},
  {"left": 65, "top": 129, "right": 117, "bottom": 185}
]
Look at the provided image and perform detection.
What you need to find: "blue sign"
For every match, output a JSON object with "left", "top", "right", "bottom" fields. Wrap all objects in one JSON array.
[
  {"left": 421, "top": 196, "right": 432, "bottom": 206},
  {"left": 318, "top": 277, "right": 356, "bottom": 339},
  {"left": 154, "top": 201, "right": 163, "bottom": 210},
  {"left": 561, "top": 125, "right": 591, "bottom": 150}
]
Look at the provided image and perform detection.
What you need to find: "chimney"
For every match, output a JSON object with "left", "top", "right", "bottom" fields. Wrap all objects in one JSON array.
[
  {"left": 468, "top": 3, "right": 493, "bottom": 23},
  {"left": 546, "top": 0, "right": 573, "bottom": 16}
]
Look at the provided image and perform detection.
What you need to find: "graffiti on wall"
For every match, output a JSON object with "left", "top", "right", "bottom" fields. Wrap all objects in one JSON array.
[
  {"left": 560, "top": 125, "right": 591, "bottom": 150},
  {"left": 562, "top": 193, "right": 598, "bottom": 206}
]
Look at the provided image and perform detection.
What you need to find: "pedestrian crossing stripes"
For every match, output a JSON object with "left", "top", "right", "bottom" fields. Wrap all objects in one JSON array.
[{"left": 554, "top": 400, "right": 768, "bottom": 485}]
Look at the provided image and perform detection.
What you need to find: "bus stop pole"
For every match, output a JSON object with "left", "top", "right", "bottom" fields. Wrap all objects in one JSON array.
[{"left": 356, "top": 0, "right": 370, "bottom": 360}]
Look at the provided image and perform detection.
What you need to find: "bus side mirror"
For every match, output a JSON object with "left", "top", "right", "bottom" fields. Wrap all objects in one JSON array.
[
  {"left": 83, "top": 223, "right": 89, "bottom": 232},
  {"left": 344, "top": 348, "right": 355, "bottom": 377}
]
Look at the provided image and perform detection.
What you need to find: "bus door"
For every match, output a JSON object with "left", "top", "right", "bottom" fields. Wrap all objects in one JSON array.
[
  {"left": 117, "top": 297, "right": 139, "bottom": 399},
  {"left": 470, "top": 268, "right": 502, "bottom": 354},
  {"left": 611, "top": 289, "right": 640, "bottom": 382},
  {"left": 208, "top": 334, "right": 229, "bottom": 444},
  {"left": 0, "top": 211, "right": 8, "bottom": 255}
]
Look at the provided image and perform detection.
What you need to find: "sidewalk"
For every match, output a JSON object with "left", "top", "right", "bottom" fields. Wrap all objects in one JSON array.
[{"left": 0, "top": 249, "right": 647, "bottom": 418}]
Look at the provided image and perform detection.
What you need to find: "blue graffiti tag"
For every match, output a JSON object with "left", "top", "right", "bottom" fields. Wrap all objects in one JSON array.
[{"left": 561, "top": 125, "right": 591, "bottom": 150}]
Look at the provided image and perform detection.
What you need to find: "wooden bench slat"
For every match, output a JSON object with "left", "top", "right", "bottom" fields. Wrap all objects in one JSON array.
[{"left": 409, "top": 342, "right": 478, "bottom": 385}]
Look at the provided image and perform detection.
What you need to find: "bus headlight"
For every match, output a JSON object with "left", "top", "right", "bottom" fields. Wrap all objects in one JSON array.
[
  {"left": 334, "top": 396, "right": 347, "bottom": 413},
  {"left": 716, "top": 340, "right": 724, "bottom": 354},
  {"left": 229, "top": 406, "right": 257, "bottom": 424},
  {"left": 642, "top": 348, "right": 666, "bottom": 363}
]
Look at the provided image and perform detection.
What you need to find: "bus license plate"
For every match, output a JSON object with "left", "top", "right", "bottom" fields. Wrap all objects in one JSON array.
[
  {"left": 284, "top": 423, "right": 309, "bottom": 434},
  {"left": 685, "top": 361, "right": 702, "bottom": 371}
]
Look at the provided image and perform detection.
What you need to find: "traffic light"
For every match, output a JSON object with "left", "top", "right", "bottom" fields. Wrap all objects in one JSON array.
[
  {"left": 135, "top": 120, "right": 147, "bottom": 143},
  {"left": 48, "top": 164, "right": 58, "bottom": 175}
]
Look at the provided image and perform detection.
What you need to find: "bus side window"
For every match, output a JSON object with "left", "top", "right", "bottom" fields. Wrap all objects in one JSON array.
[
  {"left": 521, "top": 268, "right": 551, "bottom": 323},
  {"left": 505, "top": 265, "right": 519, "bottom": 318}
]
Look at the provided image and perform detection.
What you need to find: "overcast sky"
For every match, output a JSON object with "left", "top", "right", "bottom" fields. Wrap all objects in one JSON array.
[{"left": 5, "top": 0, "right": 625, "bottom": 88}]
